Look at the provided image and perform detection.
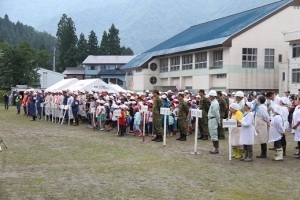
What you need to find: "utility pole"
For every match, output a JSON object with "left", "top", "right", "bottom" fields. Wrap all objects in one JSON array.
[
  {"left": 287, "top": 58, "right": 290, "bottom": 92},
  {"left": 53, "top": 47, "right": 56, "bottom": 72}
]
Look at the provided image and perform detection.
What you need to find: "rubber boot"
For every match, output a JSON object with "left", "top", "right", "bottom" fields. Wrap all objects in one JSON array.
[
  {"left": 232, "top": 147, "right": 238, "bottom": 158},
  {"left": 240, "top": 146, "right": 248, "bottom": 161},
  {"left": 180, "top": 134, "right": 187, "bottom": 141},
  {"left": 256, "top": 143, "right": 267, "bottom": 158},
  {"left": 155, "top": 135, "right": 163, "bottom": 142},
  {"left": 234, "top": 148, "right": 243, "bottom": 159},
  {"left": 244, "top": 146, "right": 253, "bottom": 162},
  {"left": 273, "top": 148, "right": 283, "bottom": 161},
  {"left": 176, "top": 133, "right": 183, "bottom": 140},
  {"left": 151, "top": 134, "right": 160, "bottom": 141},
  {"left": 209, "top": 141, "right": 219, "bottom": 154}
]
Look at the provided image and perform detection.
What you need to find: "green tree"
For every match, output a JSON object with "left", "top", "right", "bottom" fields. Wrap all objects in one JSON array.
[
  {"left": 56, "top": 14, "right": 78, "bottom": 72},
  {"left": 107, "top": 24, "right": 121, "bottom": 55},
  {"left": 0, "top": 41, "right": 40, "bottom": 89},
  {"left": 76, "top": 33, "right": 88, "bottom": 63},
  {"left": 99, "top": 31, "right": 109, "bottom": 55},
  {"left": 120, "top": 46, "right": 134, "bottom": 55},
  {"left": 87, "top": 30, "right": 99, "bottom": 55}
]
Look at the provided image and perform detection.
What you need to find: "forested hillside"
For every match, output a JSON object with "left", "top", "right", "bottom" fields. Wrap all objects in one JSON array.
[{"left": 0, "top": 14, "right": 56, "bottom": 53}]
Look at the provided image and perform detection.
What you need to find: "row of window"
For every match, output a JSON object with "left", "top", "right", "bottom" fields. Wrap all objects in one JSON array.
[
  {"left": 87, "top": 64, "right": 123, "bottom": 70},
  {"left": 155, "top": 48, "right": 280, "bottom": 73}
]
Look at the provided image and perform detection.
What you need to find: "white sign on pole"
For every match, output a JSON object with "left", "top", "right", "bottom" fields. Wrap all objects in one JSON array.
[
  {"left": 160, "top": 108, "right": 170, "bottom": 115},
  {"left": 190, "top": 109, "right": 202, "bottom": 155},
  {"left": 160, "top": 108, "right": 170, "bottom": 146},
  {"left": 191, "top": 109, "right": 202, "bottom": 118},
  {"left": 222, "top": 119, "right": 237, "bottom": 161},
  {"left": 222, "top": 119, "right": 237, "bottom": 128}
]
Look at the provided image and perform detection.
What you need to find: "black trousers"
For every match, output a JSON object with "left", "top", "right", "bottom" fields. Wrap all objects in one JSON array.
[
  {"left": 274, "top": 139, "right": 282, "bottom": 149},
  {"left": 4, "top": 102, "right": 9, "bottom": 109}
]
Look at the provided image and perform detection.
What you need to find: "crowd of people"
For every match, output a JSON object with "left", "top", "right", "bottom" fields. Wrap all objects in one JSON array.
[{"left": 5, "top": 88, "right": 300, "bottom": 162}]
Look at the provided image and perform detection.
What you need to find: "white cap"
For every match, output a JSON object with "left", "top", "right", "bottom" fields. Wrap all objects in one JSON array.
[
  {"left": 245, "top": 102, "right": 253, "bottom": 110},
  {"left": 208, "top": 90, "right": 217, "bottom": 97},
  {"left": 145, "top": 90, "right": 150, "bottom": 93},
  {"left": 230, "top": 103, "right": 239, "bottom": 111},
  {"left": 235, "top": 91, "right": 244, "bottom": 98},
  {"left": 273, "top": 104, "right": 282, "bottom": 116},
  {"left": 184, "top": 90, "right": 189, "bottom": 93},
  {"left": 161, "top": 94, "right": 167, "bottom": 99}
]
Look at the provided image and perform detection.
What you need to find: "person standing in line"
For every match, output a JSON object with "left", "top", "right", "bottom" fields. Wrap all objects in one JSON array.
[
  {"left": 268, "top": 105, "right": 285, "bottom": 161},
  {"left": 28, "top": 90, "right": 37, "bottom": 121},
  {"left": 71, "top": 92, "right": 80, "bottom": 126},
  {"left": 15, "top": 91, "right": 22, "bottom": 114},
  {"left": 3, "top": 92, "right": 9, "bottom": 110},
  {"left": 217, "top": 91, "right": 227, "bottom": 140},
  {"left": 197, "top": 89, "right": 210, "bottom": 140},
  {"left": 207, "top": 90, "right": 220, "bottom": 154},
  {"left": 176, "top": 92, "right": 189, "bottom": 141},
  {"left": 151, "top": 90, "right": 163, "bottom": 142},
  {"left": 254, "top": 95, "right": 270, "bottom": 158},
  {"left": 238, "top": 102, "right": 255, "bottom": 162}
]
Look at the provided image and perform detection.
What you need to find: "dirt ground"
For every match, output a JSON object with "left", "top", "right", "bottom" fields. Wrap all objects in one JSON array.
[{"left": 0, "top": 105, "right": 300, "bottom": 200}]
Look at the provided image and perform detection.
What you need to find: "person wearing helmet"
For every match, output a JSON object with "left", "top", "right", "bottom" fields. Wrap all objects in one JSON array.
[
  {"left": 207, "top": 90, "right": 220, "bottom": 154},
  {"left": 151, "top": 90, "right": 163, "bottom": 142}
]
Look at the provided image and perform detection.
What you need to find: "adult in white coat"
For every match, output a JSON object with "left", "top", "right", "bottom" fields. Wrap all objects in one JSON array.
[
  {"left": 238, "top": 102, "right": 255, "bottom": 162},
  {"left": 268, "top": 105, "right": 285, "bottom": 161},
  {"left": 291, "top": 97, "right": 300, "bottom": 159}
]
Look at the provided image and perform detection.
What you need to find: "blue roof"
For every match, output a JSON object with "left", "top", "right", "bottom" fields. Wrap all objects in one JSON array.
[{"left": 122, "top": 0, "right": 293, "bottom": 70}]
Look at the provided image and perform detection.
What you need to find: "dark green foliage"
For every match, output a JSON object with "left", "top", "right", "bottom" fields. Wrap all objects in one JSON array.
[
  {"left": 0, "top": 41, "right": 41, "bottom": 89},
  {"left": 56, "top": 14, "right": 78, "bottom": 72},
  {"left": 99, "top": 31, "right": 109, "bottom": 55},
  {"left": 0, "top": 14, "right": 56, "bottom": 54},
  {"left": 76, "top": 33, "right": 88, "bottom": 64},
  {"left": 87, "top": 30, "right": 99, "bottom": 55}
]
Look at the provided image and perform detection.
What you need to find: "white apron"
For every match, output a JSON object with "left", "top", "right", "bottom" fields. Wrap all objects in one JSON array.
[
  {"left": 230, "top": 127, "right": 242, "bottom": 146},
  {"left": 292, "top": 108, "right": 300, "bottom": 142},
  {"left": 254, "top": 116, "right": 268, "bottom": 144}
]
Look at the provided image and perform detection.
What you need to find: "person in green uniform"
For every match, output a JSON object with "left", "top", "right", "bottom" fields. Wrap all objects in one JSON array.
[
  {"left": 15, "top": 91, "right": 22, "bottom": 114},
  {"left": 151, "top": 90, "right": 163, "bottom": 142},
  {"left": 197, "top": 89, "right": 210, "bottom": 140},
  {"left": 217, "top": 91, "right": 227, "bottom": 140},
  {"left": 176, "top": 92, "right": 190, "bottom": 141}
]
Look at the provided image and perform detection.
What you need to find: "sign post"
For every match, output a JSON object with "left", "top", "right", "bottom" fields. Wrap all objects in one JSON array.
[
  {"left": 40, "top": 103, "right": 44, "bottom": 120},
  {"left": 190, "top": 109, "right": 202, "bottom": 154},
  {"left": 160, "top": 107, "right": 170, "bottom": 147},
  {"left": 141, "top": 106, "right": 148, "bottom": 142},
  {"left": 222, "top": 119, "right": 237, "bottom": 160}
]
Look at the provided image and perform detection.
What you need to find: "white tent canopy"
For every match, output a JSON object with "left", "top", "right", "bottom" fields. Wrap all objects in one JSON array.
[
  {"left": 109, "top": 83, "right": 127, "bottom": 93},
  {"left": 46, "top": 78, "right": 79, "bottom": 91},
  {"left": 66, "top": 79, "right": 117, "bottom": 93}
]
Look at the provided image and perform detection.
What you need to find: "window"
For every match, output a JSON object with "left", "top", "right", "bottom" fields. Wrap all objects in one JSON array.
[
  {"left": 282, "top": 72, "right": 285, "bottom": 81},
  {"left": 292, "top": 69, "right": 300, "bottom": 83},
  {"left": 72, "top": 75, "right": 77, "bottom": 78},
  {"left": 88, "top": 66, "right": 96, "bottom": 70},
  {"left": 150, "top": 63, "right": 158, "bottom": 71},
  {"left": 127, "top": 70, "right": 133, "bottom": 76},
  {"left": 150, "top": 76, "right": 157, "bottom": 85},
  {"left": 242, "top": 48, "right": 257, "bottom": 68},
  {"left": 170, "top": 56, "right": 180, "bottom": 71},
  {"left": 212, "top": 50, "right": 223, "bottom": 68},
  {"left": 160, "top": 58, "right": 168, "bottom": 73},
  {"left": 136, "top": 69, "right": 142, "bottom": 73},
  {"left": 185, "top": 86, "right": 192, "bottom": 89},
  {"left": 278, "top": 54, "right": 282, "bottom": 63},
  {"left": 293, "top": 43, "right": 300, "bottom": 58},
  {"left": 265, "top": 49, "right": 274, "bottom": 69},
  {"left": 182, "top": 54, "right": 193, "bottom": 70},
  {"left": 217, "top": 74, "right": 227, "bottom": 78},
  {"left": 195, "top": 52, "right": 207, "bottom": 69}
]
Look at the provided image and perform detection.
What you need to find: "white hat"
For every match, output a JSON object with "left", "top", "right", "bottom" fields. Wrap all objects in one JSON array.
[
  {"left": 99, "top": 100, "right": 105, "bottom": 104},
  {"left": 104, "top": 103, "right": 109, "bottom": 106},
  {"left": 280, "top": 97, "right": 289, "bottom": 105},
  {"left": 222, "top": 92, "right": 227, "bottom": 97},
  {"left": 208, "top": 90, "right": 217, "bottom": 97},
  {"left": 161, "top": 94, "right": 167, "bottom": 99},
  {"left": 145, "top": 90, "right": 150, "bottom": 93},
  {"left": 74, "top": 92, "right": 78, "bottom": 96},
  {"left": 120, "top": 104, "right": 127, "bottom": 109},
  {"left": 245, "top": 102, "right": 253, "bottom": 110},
  {"left": 96, "top": 100, "right": 101, "bottom": 103},
  {"left": 235, "top": 91, "right": 244, "bottom": 98},
  {"left": 184, "top": 90, "right": 189, "bottom": 93},
  {"left": 230, "top": 103, "right": 239, "bottom": 111},
  {"left": 117, "top": 100, "right": 121, "bottom": 103}
]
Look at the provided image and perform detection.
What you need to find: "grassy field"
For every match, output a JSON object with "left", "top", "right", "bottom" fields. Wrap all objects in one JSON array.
[{"left": 0, "top": 104, "right": 299, "bottom": 200}]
